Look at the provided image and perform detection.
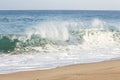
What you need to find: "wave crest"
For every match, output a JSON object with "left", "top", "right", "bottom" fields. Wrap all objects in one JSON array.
[{"left": 0, "top": 19, "right": 120, "bottom": 53}]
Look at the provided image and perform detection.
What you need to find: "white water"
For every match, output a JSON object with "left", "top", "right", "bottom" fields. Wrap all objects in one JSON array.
[
  {"left": 25, "top": 21, "right": 70, "bottom": 41},
  {"left": 0, "top": 47, "right": 120, "bottom": 74},
  {"left": 0, "top": 19, "right": 120, "bottom": 74}
]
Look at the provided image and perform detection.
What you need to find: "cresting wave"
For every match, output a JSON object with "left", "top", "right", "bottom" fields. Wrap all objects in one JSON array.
[{"left": 0, "top": 19, "right": 120, "bottom": 53}]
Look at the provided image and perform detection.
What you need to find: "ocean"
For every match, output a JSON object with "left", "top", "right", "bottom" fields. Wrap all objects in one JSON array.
[{"left": 0, "top": 10, "right": 120, "bottom": 73}]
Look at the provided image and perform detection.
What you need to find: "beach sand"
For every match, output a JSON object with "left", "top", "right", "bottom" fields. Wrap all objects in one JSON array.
[{"left": 0, "top": 60, "right": 120, "bottom": 80}]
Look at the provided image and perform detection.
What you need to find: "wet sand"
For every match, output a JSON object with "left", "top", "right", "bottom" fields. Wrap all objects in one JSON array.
[{"left": 0, "top": 60, "right": 120, "bottom": 80}]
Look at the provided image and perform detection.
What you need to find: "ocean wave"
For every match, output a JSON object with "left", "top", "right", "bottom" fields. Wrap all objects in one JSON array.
[
  {"left": 0, "top": 18, "right": 9, "bottom": 22},
  {"left": 0, "top": 19, "right": 120, "bottom": 53}
]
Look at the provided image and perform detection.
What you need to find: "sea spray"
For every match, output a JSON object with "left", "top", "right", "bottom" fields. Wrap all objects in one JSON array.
[
  {"left": 0, "top": 10, "right": 120, "bottom": 74},
  {"left": 0, "top": 19, "right": 119, "bottom": 53}
]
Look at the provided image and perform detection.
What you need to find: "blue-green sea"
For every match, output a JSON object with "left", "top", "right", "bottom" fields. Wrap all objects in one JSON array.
[{"left": 0, "top": 10, "right": 120, "bottom": 74}]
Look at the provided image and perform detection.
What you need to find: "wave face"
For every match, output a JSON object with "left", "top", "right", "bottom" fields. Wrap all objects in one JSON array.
[
  {"left": 0, "top": 10, "right": 120, "bottom": 74},
  {"left": 0, "top": 19, "right": 120, "bottom": 53}
]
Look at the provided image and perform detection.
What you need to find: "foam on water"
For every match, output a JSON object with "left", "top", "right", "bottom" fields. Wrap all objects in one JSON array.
[
  {"left": 0, "top": 11, "right": 120, "bottom": 74},
  {"left": 25, "top": 21, "right": 70, "bottom": 41},
  {"left": 0, "top": 19, "right": 119, "bottom": 52},
  {"left": 0, "top": 47, "right": 120, "bottom": 74}
]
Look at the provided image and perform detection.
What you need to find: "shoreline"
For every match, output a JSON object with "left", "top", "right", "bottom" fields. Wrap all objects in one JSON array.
[
  {"left": 0, "top": 60, "right": 120, "bottom": 80},
  {"left": 0, "top": 60, "right": 113, "bottom": 74}
]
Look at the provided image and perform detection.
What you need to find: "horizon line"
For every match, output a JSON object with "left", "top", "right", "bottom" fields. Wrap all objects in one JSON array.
[{"left": 0, "top": 9, "right": 120, "bottom": 11}]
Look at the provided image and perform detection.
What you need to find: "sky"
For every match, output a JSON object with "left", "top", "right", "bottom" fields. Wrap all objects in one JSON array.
[{"left": 0, "top": 0, "right": 120, "bottom": 10}]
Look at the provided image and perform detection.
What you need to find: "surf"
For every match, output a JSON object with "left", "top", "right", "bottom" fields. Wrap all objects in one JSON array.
[
  {"left": 0, "top": 10, "right": 120, "bottom": 74},
  {"left": 0, "top": 19, "right": 120, "bottom": 53}
]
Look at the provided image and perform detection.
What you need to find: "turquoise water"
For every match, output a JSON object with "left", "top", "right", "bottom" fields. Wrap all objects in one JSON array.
[
  {"left": 0, "top": 10, "right": 120, "bottom": 73},
  {"left": 0, "top": 10, "right": 120, "bottom": 53}
]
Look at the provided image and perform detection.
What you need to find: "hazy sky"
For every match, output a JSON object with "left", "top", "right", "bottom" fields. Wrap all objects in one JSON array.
[{"left": 0, "top": 0, "right": 120, "bottom": 10}]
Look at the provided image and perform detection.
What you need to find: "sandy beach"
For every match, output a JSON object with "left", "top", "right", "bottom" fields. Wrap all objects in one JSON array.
[{"left": 0, "top": 60, "right": 120, "bottom": 80}]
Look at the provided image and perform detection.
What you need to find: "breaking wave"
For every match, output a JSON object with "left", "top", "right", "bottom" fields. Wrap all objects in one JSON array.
[{"left": 0, "top": 19, "right": 120, "bottom": 53}]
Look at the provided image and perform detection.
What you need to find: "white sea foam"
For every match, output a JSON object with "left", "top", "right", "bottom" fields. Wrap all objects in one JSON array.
[
  {"left": 0, "top": 47, "right": 120, "bottom": 74},
  {"left": 0, "top": 19, "right": 120, "bottom": 74},
  {"left": 25, "top": 21, "right": 70, "bottom": 41}
]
